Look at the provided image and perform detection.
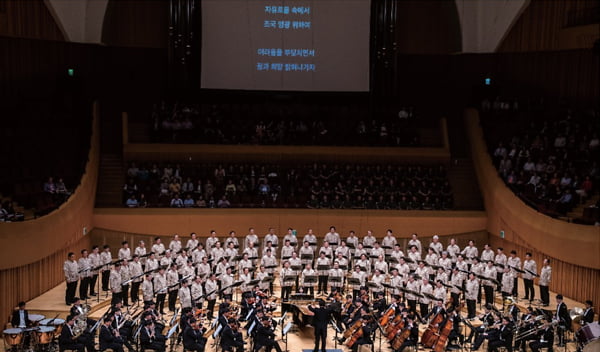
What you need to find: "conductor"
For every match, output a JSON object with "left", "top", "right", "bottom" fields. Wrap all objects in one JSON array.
[{"left": 308, "top": 299, "right": 334, "bottom": 352}]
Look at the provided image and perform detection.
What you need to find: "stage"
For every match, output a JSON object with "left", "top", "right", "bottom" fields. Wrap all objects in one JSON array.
[{"left": 0, "top": 280, "right": 589, "bottom": 352}]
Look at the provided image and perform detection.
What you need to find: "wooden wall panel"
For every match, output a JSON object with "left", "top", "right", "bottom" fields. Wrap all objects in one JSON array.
[
  {"left": 499, "top": 0, "right": 598, "bottom": 52},
  {"left": 0, "top": 0, "right": 64, "bottom": 40},
  {"left": 0, "top": 235, "right": 91, "bottom": 327}
]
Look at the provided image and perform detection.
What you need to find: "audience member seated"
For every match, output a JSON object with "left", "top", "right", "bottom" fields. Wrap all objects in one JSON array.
[
  {"left": 146, "top": 100, "right": 428, "bottom": 147},
  {"left": 121, "top": 161, "right": 454, "bottom": 210},
  {"left": 482, "top": 103, "right": 599, "bottom": 219}
]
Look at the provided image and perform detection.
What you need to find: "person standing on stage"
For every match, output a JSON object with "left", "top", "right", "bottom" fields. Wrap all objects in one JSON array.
[
  {"left": 304, "top": 228, "right": 318, "bottom": 252},
  {"left": 118, "top": 241, "right": 131, "bottom": 261},
  {"left": 88, "top": 245, "right": 101, "bottom": 297},
  {"left": 110, "top": 262, "right": 123, "bottom": 305},
  {"left": 522, "top": 252, "right": 537, "bottom": 302},
  {"left": 64, "top": 252, "right": 79, "bottom": 305},
  {"left": 555, "top": 294, "right": 571, "bottom": 346},
  {"left": 129, "top": 255, "right": 143, "bottom": 304},
  {"left": 324, "top": 226, "right": 340, "bottom": 250},
  {"left": 316, "top": 251, "right": 331, "bottom": 295},
  {"left": 308, "top": 299, "right": 334, "bottom": 352},
  {"left": 100, "top": 245, "right": 112, "bottom": 291},
  {"left": 539, "top": 258, "right": 552, "bottom": 306},
  {"left": 78, "top": 249, "right": 92, "bottom": 300}
]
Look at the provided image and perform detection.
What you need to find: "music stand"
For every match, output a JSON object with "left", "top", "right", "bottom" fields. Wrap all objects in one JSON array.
[
  {"left": 317, "top": 265, "right": 331, "bottom": 271},
  {"left": 282, "top": 322, "right": 292, "bottom": 352},
  {"left": 346, "top": 243, "right": 355, "bottom": 249},
  {"left": 291, "top": 265, "right": 302, "bottom": 272},
  {"left": 388, "top": 257, "right": 399, "bottom": 264},
  {"left": 339, "top": 265, "right": 348, "bottom": 271}
]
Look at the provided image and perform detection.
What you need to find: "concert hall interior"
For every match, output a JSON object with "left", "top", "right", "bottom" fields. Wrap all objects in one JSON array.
[{"left": 1, "top": 1, "right": 599, "bottom": 352}]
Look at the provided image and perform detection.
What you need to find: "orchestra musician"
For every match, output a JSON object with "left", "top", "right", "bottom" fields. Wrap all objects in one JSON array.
[
  {"left": 350, "top": 315, "right": 376, "bottom": 352},
  {"left": 11, "top": 301, "right": 31, "bottom": 328},
  {"left": 59, "top": 315, "right": 95, "bottom": 352},
  {"left": 99, "top": 315, "right": 125, "bottom": 352},
  {"left": 555, "top": 294, "right": 570, "bottom": 347},
  {"left": 393, "top": 314, "right": 419, "bottom": 352},
  {"left": 529, "top": 317, "right": 554, "bottom": 352},
  {"left": 221, "top": 318, "right": 244, "bottom": 352},
  {"left": 583, "top": 300, "right": 595, "bottom": 324},
  {"left": 487, "top": 316, "right": 514, "bottom": 352},
  {"left": 255, "top": 316, "right": 284, "bottom": 352},
  {"left": 140, "top": 320, "right": 167, "bottom": 352},
  {"left": 182, "top": 318, "right": 207, "bottom": 352},
  {"left": 468, "top": 304, "right": 494, "bottom": 345},
  {"left": 514, "top": 306, "right": 538, "bottom": 351}
]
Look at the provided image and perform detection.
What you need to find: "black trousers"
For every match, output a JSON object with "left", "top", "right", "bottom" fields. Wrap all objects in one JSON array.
[
  {"left": 156, "top": 293, "right": 167, "bottom": 314},
  {"left": 523, "top": 279, "right": 534, "bottom": 301},
  {"left": 530, "top": 340, "right": 553, "bottom": 352},
  {"left": 207, "top": 299, "right": 216, "bottom": 319},
  {"left": 79, "top": 277, "right": 90, "bottom": 298},
  {"left": 318, "top": 275, "right": 328, "bottom": 293},
  {"left": 419, "top": 303, "right": 429, "bottom": 317},
  {"left": 484, "top": 285, "right": 494, "bottom": 305},
  {"left": 540, "top": 285, "right": 549, "bottom": 305},
  {"left": 512, "top": 277, "right": 518, "bottom": 296},
  {"left": 281, "top": 286, "right": 292, "bottom": 300},
  {"left": 89, "top": 274, "right": 98, "bottom": 295},
  {"left": 168, "top": 290, "right": 178, "bottom": 311},
  {"left": 102, "top": 270, "right": 110, "bottom": 291},
  {"left": 450, "top": 292, "right": 460, "bottom": 307},
  {"left": 131, "top": 281, "right": 141, "bottom": 303},
  {"left": 111, "top": 291, "right": 123, "bottom": 305},
  {"left": 122, "top": 284, "right": 130, "bottom": 306},
  {"left": 467, "top": 299, "right": 477, "bottom": 318},
  {"left": 407, "top": 299, "right": 417, "bottom": 312},
  {"left": 66, "top": 280, "right": 78, "bottom": 305},
  {"left": 314, "top": 326, "right": 327, "bottom": 351}
]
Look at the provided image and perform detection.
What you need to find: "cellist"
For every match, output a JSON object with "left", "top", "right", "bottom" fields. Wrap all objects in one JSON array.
[{"left": 392, "top": 315, "right": 419, "bottom": 352}]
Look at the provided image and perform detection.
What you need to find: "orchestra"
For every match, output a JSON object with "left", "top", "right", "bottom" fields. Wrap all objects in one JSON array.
[{"left": 4, "top": 229, "right": 596, "bottom": 352}]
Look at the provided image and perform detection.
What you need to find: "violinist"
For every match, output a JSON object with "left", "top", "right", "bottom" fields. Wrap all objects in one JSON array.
[
  {"left": 182, "top": 318, "right": 207, "bottom": 352},
  {"left": 440, "top": 307, "right": 464, "bottom": 348},
  {"left": 255, "top": 316, "right": 283, "bottom": 352},
  {"left": 140, "top": 320, "right": 167, "bottom": 352},
  {"left": 343, "top": 299, "right": 364, "bottom": 330},
  {"left": 220, "top": 318, "right": 244, "bottom": 352},
  {"left": 373, "top": 292, "right": 387, "bottom": 316},
  {"left": 393, "top": 315, "right": 419, "bottom": 352}
]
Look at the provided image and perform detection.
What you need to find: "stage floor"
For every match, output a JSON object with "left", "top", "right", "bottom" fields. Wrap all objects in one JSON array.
[{"left": 0, "top": 281, "right": 588, "bottom": 352}]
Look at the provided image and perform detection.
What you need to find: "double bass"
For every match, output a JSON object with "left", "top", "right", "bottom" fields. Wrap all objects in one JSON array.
[
  {"left": 432, "top": 303, "right": 464, "bottom": 352},
  {"left": 421, "top": 310, "right": 445, "bottom": 348},
  {"left": 391, "top": 326, "right": 411, "bottom": 350}
]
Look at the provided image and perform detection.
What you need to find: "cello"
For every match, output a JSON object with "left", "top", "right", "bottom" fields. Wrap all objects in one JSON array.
[
  {"left": 432, "top": 303, "right": 464, "bottom": 352},
  {"left": 346, "top": 324, "right": 363, "bottom": 348},
  {"left": 421, "top": 310, "right": 445, "bottom": 348},
  {"left": 391, "top": 326, "right": 411, "bottom": 350},
  {"left": 379, "top": 307, "right": 395, "bottom": 328}
]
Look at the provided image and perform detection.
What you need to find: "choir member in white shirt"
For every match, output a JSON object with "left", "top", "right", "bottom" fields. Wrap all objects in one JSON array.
[
  {"left": 261, "top": 249, "right": 277, "bottom": 291},
  {"left": 220, "top": 267, "right": 234, "bottom": 300},
  {"left": 435, "top": 267, "right": 448, "bottom": 285},
  {"left": 78, "top": 249, "right": 92, "bottom": 300},
  {"left": 151, "top": 237, "right": 165, "bottom": 258},
  {"left": 178, "top": 280, "right": 192, "bottom": 309},
  {"left": 142, "top": 273, "right": 154, "bottom": 304},
  {"left": 206, "top": 230, "right": 219, "bottom": 251},
  {"left": 89, "top": 246, "right": 101, "bottom": 296},
  {"left": 256, "top": 266, "right": 270, "bottom": 293},
  {"left": 118, "top": 241, "right": 131, "bottom": 261},
  {"left": 225, "top": 231, "right": 239, "bottom": 249},
  {"left": 438, "top": 251, "right": 452, "bottom": 273},
  {"left": 100, "top": 245, "right": 112, "bottom": 292},
  {"left": 283, "top": 228, "right": 298, "bottom": 250},
  {"left": 335, "top": 241, "right": 350, "bottom": 261},
  {"left": 238, "top": 253, "right": 253, "bottom": 274},
  {"left": 243, "top": 242, "right": 259, "bottom": 265},
  {"left": 415, "top": 261, "right": 429, "bottom": 282},
  {"left": 345, "top": 230, "right": 360, "bottom": 259},
  {"left": 316, "top": 252, "right": 331, "bottom": 295},
  {"left": 262, "top": 241, "right": 276, "bottom": 257},
  {"left": 204, "top": 273, "right": 218, "bottom": 319},
  {"left": 461, "top": 240, "right": 478, "bottom": 266},
  {"left": 429, "top": 235, "right": 443, "bottom": 256},
  {"left": 129, "top": 255, "right": 143, "bottom": 303},
  {"left": 329, "top": 262, "right": 345, "bottom": 293},
  {"left": 355, "top": 254, "right": 371, "bottom": 276},
  {"left": 539, "top": 259, "right": 552, "bottom": 306},
  {"left": 424, "top": 248, "right": 439, "bottom": 280},
  {"left": 299, "top": 241, "right": 314, "bottom": 268},
  {"left": 446, "top": 238, "right": 460, "bottom": 264},
  {"left": 350, "top": 265, "right": 366, "bottom": 298},
  {"left": 465, "top": 273, "right": 479, "bottom": 319},
  {"left": 407, "top": 246, "right": 421, "bottom": 270},
  {"left": 303, "top": 229, "right": 318, "bottom": 252},
  {"left": 245, "top": 228, "right": 259, "bottom": 251},
  {"left": 190, "top": 275, "right": 204, "bottom": 308},
  {"left": 324, "top": 226, "right": 340, "bottom": 249},
  {"left": 196, "top": 257, "right": 211, "bottom": 280},
  {"left": 154, "top": 267, "right": 167, "bottom": 314},
  {"left": 370, "top": 242, "right": 385, "bottom": 262},
  {"left": 396, "top": 258, "right": 411, "bottom": 283},
  {"left": 483, "top": 261, "right": 497, "bottom": 305},
  {"left": 318, "top": 241, "right": 333, "bottom": 260},
  {"left": 522, "top": 253, "right": 537, "bottom": 301},
  {"left": 225, "top": 242, "right": 239, "bottom": 263},
  {"left": 191, "top": 244, "right": 207, "bottom": 265},
  {"left": 169, "top": 234, "right": 182, "bottom": 254},
  {"left": 370, "top": 270, "right": 385, "bottom": 298},
  {"left": 133, "top": 241, "right": 147, "bottom": 268},
  {"left": 239, "top": 267, "right": 252, "bottom": 295},
  {"left": 389, "top": 268, "right": 403, "bottom": 297},
  {"left": 407, "top": 233, "right": 422, "bottom": 254},
  {"left": 419, "top": 278, "right": 434, "bottom": 316},
  {"left": 480, "top": 244, "right": 495, "bottom": 262},
  {"left": 280, "top": 240, "right": 294, "bottom": 261},
  {"left": 449, "top": 268, "right": 463, "bottom": 306},
  {"left": 301, "top": 263, "right": 317, "bottom": 297},
  {"left": 405, "top": 275, "right": 420, "bottom": 312},
  {"left": 334, "top": 253, "right": 349, "bottom": 272},
  {"left": 280, "top": 261, "right": 294, "bottom": 301},
  {"left": 494, "top": 247, "right": 507, "bottom": 282},
  {"left": 500, "top": 267, "right": 514, "bottom": 297},
  {"left": 507, "top": 250, "right": 521, "bottom": 296},
  {"left": 390, "top": 244, "right": 404, "bottom": 267},
  {"left": 211, "top": 242, "right": 225, "bottom": 264},
  {"left": 373, "top": 255, "right": 388, "bottom": 274},
  {"left": 186, "top": 232, "right": 199, "bottom": 251},
  {"left": 263, "top": 228, "right": 279, "bottom": 251},
  {"left": 381, "top": 229, "right": 397, "bottom": 255},
  {"left": 433, "top": 280, "right": 447, "bottom": 303},
  {"left": 362, "top": 231, "right": 377, "bottom": 253}
]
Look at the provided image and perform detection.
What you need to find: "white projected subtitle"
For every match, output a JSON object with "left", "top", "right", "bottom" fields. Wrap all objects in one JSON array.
[
  {"left": 265, "top": 6, "right": 310, "bottom": 14},
  {"left": 257, "top": 48, "right": 315, "bottom": 57},
  {"left": 256, "top": 63, "right": 315, "bottom": 72},
  {"left": 258, "top": 3, "right": 315, "bottom": 73}
]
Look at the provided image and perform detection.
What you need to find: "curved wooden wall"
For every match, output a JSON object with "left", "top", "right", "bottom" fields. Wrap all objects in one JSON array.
[
  {"left": 0, "top": 102, "right": 99, "bottom": 320},
  {"left": 465, "top": 108, "right": 600, "bottom": 306}
]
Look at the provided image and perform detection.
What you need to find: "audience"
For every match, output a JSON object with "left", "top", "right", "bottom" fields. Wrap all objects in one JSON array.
[
  {"left": 482, "top": 103, "right": 599, "bottom": 219},
  {"left": 122, "top": 162, "right": 454, "bottom": 210}
]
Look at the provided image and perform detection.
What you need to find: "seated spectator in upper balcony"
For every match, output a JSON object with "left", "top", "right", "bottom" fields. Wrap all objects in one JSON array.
[
  {"left": 225, "top": 180, "right": 236, "bottom": 198},
  {"left": 217, "top": 196, "right": 231, "bottom": 208},
  {"left": 182, "top": 177, "right": 194, "bottom": 195},
  {"left": 257, "top": 180, "right": 270, "bottom": 196},
  {"left": 55, "top": 178, "right": 71, "bottom": 196},
  {"left": 183, "top": 194, "right": 195, "bottom": 208},
  {"left": 126, "top": 195, "right": 139, "bottom": 208},
  {"left": 0, "top": 203, "right": 9, "bottom": 221},
  {"left": 170, "top": 194, "right": 184, "bottom": 208},
  {"left": 196, "top": 196, "right": 207, "bottom": 208},
  {"left": 127, "top": 162, "right": 139, "bottom": 179},
  {"left": 123, "top": 179, "right": 138, "bottom": 200},
  {"left": 138, "top": 193, "right": 148, "bottom": 208},
  {"left": 44, "top": 177, "right": 56, "bottom": 194},
  {"left": 169, "top": 178, "right": 181, "bottom": 195},
  {"left": 204, "top": 180, "right": 215, "bottom": 200}
]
